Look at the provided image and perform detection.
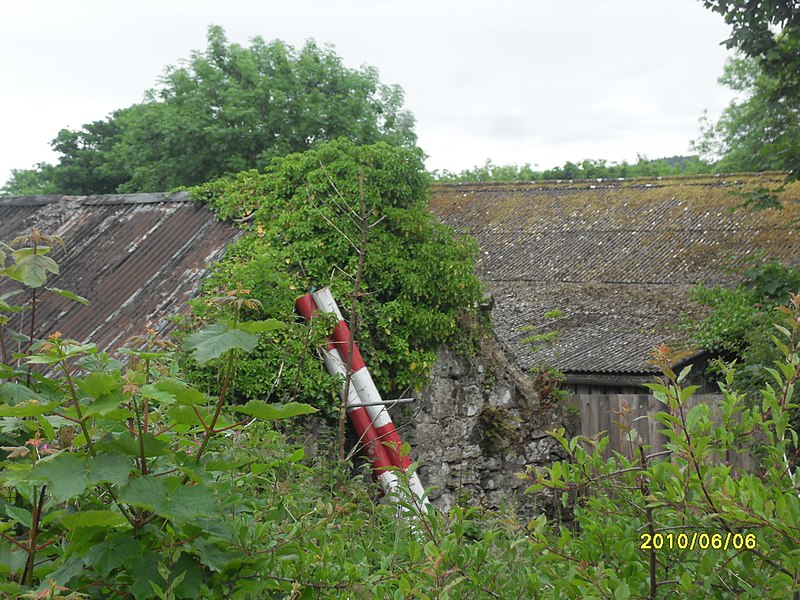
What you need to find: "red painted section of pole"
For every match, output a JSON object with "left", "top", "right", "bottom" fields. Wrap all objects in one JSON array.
[
  {"left": 307, "top": 288, "right": 429, "bottom": 511},
  {"left": 331, "top": 320, "right": 366, "bottom": 371},
  {"left": 294, "top": 293, "right": 397, "bottom": 492}
]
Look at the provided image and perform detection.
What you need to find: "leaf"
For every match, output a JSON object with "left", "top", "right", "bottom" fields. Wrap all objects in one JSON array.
[
  {"left": 77, "top": 372, "right": 120, "bottom": 398},
  {"left": 46, "top": 287, "right": 90, "bottom": 305},
  {"left": 120, "top": 476, "right": 217, "bottom": 522},
  {"left": 83, "top": 536, "right": 145, "bottom": 578},
  {"left": 193, "top": 537, "right": 243, "bottom": 572},
  {"left": 4, "top": 506, "right": 32, "bottom": 529},
  {"left": 234, "top": 318, "right": 286, "bottom": 333},
  {"left": 0, "top": 399, "right": 58, "bottom": 417},
  {"left": 0, "top": 382, "right": 45, "bottom": 405},
  {"left": 59, "top": 509, "right": 129, "bottom": 531},
  {"left": 236, "top": 400, "right": 317, "bottom": 420},
  {"left": 5, "top": 253, "right": 59, "bottom": 287},
  {"left": 140, "top": 383, "right": 178, "bottom": 405},
  {"left": 95, "top": 432, "right": 170, "bottom": 457},
  {"left": 151, "top": 378, "right": 209, "bottom": 405},
  {"left": 82, "top": 392, "right": 125, "bottom": 418},
  {"left": 183, "top": 322, "right": 259, "bottom": 365},
  {"left": 30, "top": 452, "right": 131, "bottom": 502}
]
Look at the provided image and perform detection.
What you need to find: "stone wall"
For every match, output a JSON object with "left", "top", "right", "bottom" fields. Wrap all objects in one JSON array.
[{"left": 400, "top": 335, "right": 569, "bottom": 515}]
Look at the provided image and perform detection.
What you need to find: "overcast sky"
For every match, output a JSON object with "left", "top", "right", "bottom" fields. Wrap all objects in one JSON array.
[{"left": 0, "top": 0, "right": 737, "bottom": 186}]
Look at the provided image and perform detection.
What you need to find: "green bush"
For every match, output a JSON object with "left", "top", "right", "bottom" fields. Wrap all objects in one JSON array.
[{"left": 188, "top": 139, "right": 483, "bottom": 417}]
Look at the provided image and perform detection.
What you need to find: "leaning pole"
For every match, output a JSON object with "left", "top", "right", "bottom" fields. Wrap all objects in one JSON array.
[{"left": 295, "top": 288, "right": 429, "bottom": 511}]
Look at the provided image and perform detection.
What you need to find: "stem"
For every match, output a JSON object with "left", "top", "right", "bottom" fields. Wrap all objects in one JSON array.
[
  {"left": 0, "top": 323, "right": 9, "bottom": 365},
  {"left": 338, "top": 169, "right": 368, "bottom": 462},
  {"left": 23, "top": 485, "right": 46, "bottom": 586},
  {"left": 25, "top": 287, "right": 36, "bottom": 387},
  {"left": 61, "top": 360, "right": 137, "bottom": 528},
  {"left": 193, "top": 349, "right": 236, "bottom": 463},
  {"left": 674, "top": 384, "right": 720, "bottom": 515},
  {"left": 133, "top": 396, "right": 148, "bottom": 476},
  {"left": 639, "top": 446, "right": 657, "bottom": 600}
]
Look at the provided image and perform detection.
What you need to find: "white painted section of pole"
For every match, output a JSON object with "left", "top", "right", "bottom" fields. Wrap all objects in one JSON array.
[{"left": 312, "top": 288, "right": 344, "bottom": 321}]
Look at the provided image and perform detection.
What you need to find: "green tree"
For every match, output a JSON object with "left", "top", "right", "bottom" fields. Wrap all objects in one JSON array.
[
  {"left": 698, "top": 1, "right": 800, "bottom": 185},
  {"left": 434, "top": 155, "right": 712, "bottom": 183},
  {"left": 3, "top": 26, "right": 416, "bottom": 196},
  {"left": 693, "top": 56, "right": 800, "bottom": 175},
  {"left": 0, "top": 164, "right": 59, "bottom": 197},
  {"left": 188, "top": 139, "right": 483, "bottom": 417}
]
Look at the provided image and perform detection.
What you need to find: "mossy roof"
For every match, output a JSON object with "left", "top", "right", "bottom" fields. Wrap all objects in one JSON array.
[{"left": 428, "top": 173, "right": 800, "bottom": 375}]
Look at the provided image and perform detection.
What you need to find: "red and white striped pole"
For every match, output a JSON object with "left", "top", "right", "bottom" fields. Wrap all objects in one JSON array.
[
  {"left": 310, "top": 288, "right": 429, "bottom": 511},
  {"left": 295, "top": 294, "right": 399, "bottom": 496}
]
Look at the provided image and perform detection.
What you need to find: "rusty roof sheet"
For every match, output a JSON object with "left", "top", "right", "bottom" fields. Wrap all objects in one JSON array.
[
  {"left": 428, "top": 174, "right": 800, "bottom": 374},
  {"left": 0, "top": 192, "right": 239, "bottom": 352}
]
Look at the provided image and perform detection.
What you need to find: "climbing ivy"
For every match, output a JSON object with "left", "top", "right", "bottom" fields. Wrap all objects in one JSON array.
[{"left": 189, "top": 139, "right": 483, "bottom": 417}]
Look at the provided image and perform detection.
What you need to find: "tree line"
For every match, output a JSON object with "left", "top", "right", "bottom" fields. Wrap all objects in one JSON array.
[{"left": 2, "top": 1, "right": 798, "bottom": 195}]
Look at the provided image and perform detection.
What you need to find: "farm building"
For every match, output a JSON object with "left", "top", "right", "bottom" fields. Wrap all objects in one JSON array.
[
  {"left": 427, "top": 172, "right": 800, "bottom": 395},
  {"left": 0, "top": 192, "right": 239, "bottom": 353}
]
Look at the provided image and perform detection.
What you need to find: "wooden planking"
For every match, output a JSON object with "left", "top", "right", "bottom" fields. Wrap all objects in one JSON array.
[{"left": 569, "top": 393, "right": 753, "bottom": 470}]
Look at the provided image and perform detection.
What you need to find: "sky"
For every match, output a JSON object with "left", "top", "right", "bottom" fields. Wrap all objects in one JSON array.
[{"left": 0, "top": 0, "right": 738, "bottom": 186}]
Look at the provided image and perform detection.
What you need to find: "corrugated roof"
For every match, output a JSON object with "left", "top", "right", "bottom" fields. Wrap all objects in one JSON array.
[
  {"left": 428, "top": 173, "right": 800, "bottom": 374},
  {"left": 0, "top": 192, "right": 239, "bottom": 352}
]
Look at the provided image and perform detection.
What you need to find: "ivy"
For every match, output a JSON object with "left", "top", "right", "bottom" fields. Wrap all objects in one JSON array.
[{"left": 188, "top": 139, "right": 484, "bottom": 418}]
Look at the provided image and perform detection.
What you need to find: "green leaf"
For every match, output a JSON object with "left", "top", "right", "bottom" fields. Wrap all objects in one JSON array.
[
  {"left": 120, "top": 476, "right": 217, "bottom": 521},
  {"left": 95, "top": 432, "right": 170, "bottom": 457},
  {"left": 77, "top": 372, "right": 120, "bottom": 398},
  {"left": 151, "top": 378, "right": 209, "bottom": 405},
  {"left": 166, "top": 404, "right": 210, "bottom": 426},
  {"left": 59, "top": 509, "right": 129, "bottom": 531},
  {"left": 5, "top": 253, "right": 59, "bottom": 287},
  {"left": 4, "top": 506, "right": 32, "bottom": 529},
  {"left": 82, "top": 392, "right": 125, "bottom": 418},
  {"left": 30, "top": 452, "right": 131, "bottom": 502},
  {"left": 0, "top": 399, "right": 58, "bottom": 417},
  {"left": 140, "top": 383, "right": 177, "bottom": 405},
  {"left": 236, "top": 400, "right": 317, "bottom": 420},
  {"left": 0, "top": 382, "right": 45, "bottom": 405},
  {"left": 184, "top": 322, "right": 259, "bottom": 365},
  {"left": 83, "top": 536, "right": 145, "bottom": 578},
  {"left": 234, "top": 318, "right": 286, "bottom": 333},
  {"left": 46, "top": 287, "right": 90, "bottom": 305}
]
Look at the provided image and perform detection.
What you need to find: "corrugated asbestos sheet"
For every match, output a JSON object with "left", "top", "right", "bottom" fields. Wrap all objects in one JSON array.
[
  {"left": 0, "top": 192, "right": 239, "bottom": 352},
  {"left": 428, "top": 174, "right": 800, "bottom": 375}
]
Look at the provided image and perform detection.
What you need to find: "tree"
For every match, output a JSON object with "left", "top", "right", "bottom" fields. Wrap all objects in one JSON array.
[
  {"left": 188, "top": 138, "right": 483, "bottom": 418},
  {"left": 2, "top": 26, "right": 416, "bottom": 195},
  {"left": 0, "top": 164, "right": 59, "bottom": 196},
  {"left": 698, "top": 1, "right": 800, "bottom": 183},
  {"left": 693, "top": 56, "right": 800, "bottom": 175},
  {"left": 433, "top": 155, "right": 712, "bottom": 183}
]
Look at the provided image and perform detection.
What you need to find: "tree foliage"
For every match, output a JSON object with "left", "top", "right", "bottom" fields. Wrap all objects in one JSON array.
[
  {"left": 1, "top": 26, "right": 416, "bottom": 196},
  {"left": 434, "top": 155, "right": 713, "bottom": 183},
  {"left": 687, "top": 258, "right": 800, "bottom": 396},
  {"left": 697, "top": 1, "right": 800, "bottom": 184},
  {"left": 187, "top": 139, "right": 483, "bottom": 418},
  {"left": 693, "top": 56, "right": 800, "bottom": 176}
]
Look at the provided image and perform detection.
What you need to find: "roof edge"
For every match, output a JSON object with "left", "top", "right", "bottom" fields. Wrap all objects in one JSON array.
[
  {"left": 0, "top": 191, "right": 190, "bottom": 207},
  {"left": 431, "top": 171, "right": 790, "bottom": 192}
]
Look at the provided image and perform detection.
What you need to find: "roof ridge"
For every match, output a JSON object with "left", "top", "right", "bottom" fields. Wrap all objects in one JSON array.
[
  {"left": 431, "top": 171, "right": 789, "bottom": 191},
  {"left": 0, "top": 191, "right": 190, "bottom": 207}
]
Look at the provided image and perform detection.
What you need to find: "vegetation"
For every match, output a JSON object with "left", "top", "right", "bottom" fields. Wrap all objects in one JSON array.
[
  {"left": 2, "top": 226, "right": 799, "bottom": 597},
  {"left": 693, "top": 0, "right": 799, "bottom": 207},
  {"left": 186, "top": 139, "right": 484, "bottom": 420},
  {"left": 434, "top": 155, "right": 713, "bottom": 183},
  {"left": 688, "top": 258, "right": 800, "bottom": 393},
  {"left": 1, "top": 26, "right": 416, "bottom": 197}
]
